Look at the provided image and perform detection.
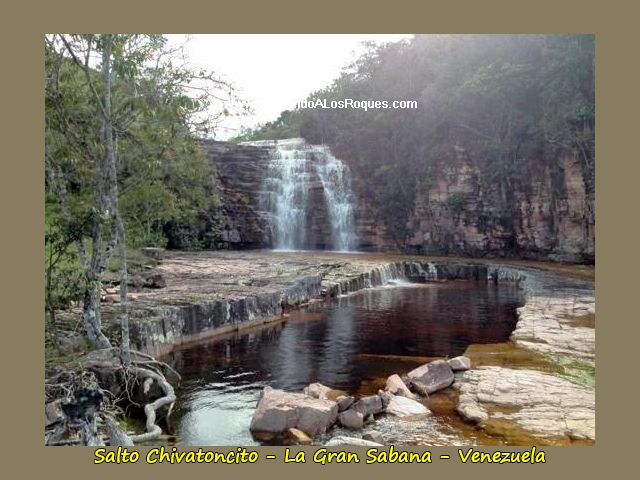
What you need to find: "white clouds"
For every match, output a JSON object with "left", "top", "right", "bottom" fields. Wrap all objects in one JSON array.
[{"left": 165, "top": 34, "right": 412, "bottom": 139}]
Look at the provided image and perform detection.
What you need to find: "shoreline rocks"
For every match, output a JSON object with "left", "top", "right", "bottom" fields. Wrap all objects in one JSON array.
[
  {"left": 250, "top": 360, "right": 462, "bottom": 443},
  {"left": 453, "top": 366, "right": 595, "bottom": 442},
  {"left": 249, "top": 386, "right": 338, "bottom": 438},
  {"left": 385, "top": 374, "right": 414, "bottom": 398},
  {"left": 407, "top": 359, "right": 455, "bottom": 395}
]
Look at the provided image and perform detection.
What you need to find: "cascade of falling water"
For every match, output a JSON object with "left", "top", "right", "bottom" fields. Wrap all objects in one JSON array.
[
  {"left": 258, "top": 139, "right": 357, "bottom": 251},
  {"left": 315, "top": 145, "right": 356, "bottom": 251}
]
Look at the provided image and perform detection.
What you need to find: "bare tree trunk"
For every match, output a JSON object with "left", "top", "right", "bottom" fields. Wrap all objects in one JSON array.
[
  {"left": 83, "top": 285, "right": 111, "bottom": 349},
  {"left": 101, "top": 35, "right": 131, "bottom": 366},
  {"left": 45, "top": 262, "right": 59, "bottom": 347}
]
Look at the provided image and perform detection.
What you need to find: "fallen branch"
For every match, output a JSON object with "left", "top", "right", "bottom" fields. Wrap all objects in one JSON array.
[{"left": 127, "top": 366, "right": 176, "bottom": 443}]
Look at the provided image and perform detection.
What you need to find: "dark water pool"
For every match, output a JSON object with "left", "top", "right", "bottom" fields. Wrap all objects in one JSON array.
[{"left": 166, "top": 281, "right": 524, "bottom": 445}]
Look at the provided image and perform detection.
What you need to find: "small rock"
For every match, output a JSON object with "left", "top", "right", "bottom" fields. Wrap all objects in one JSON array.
[
  {"left": 364, "top": 414, "right": 375, "bottom": 424},
  {"left": 385, "top": 394, "right": 430, "bottom": 417},
  {"left": 303, "top": 383, "right": 346, "bottom": 401},
  {"left": 407, "top": 360, "right": 454, "bottom": 395},
  {"left": 142, "top": 271, "right": 166, "bottom": 289},
  {"left": 286, "top": 428, "right": 313, "bottom": 445},
  {"left": 385, "top": 374, "right": 414, "bottom": 397},
  {"left": 338, "top": 410, "right": 364, "bottom": 429},
  {"left": 141, "top": 247, "right": 164, "bottom": 261},
  {"left": 336, "top": 395, "right": 355, "bottom": 412},
  {"left": 324, "top": 436, "right": 383, "bottom": 446},
  {"left": 362, "top": 430, "right": 385, "bottom": 444},
  {"left": 447, "top": 356, "right": 471, "bottom": 371},
  {"left": 127, "top": 274, "right": 145, "bottom": 290},
  {"left": 352, "top": 395, "right": 383, "bottom": 417}
]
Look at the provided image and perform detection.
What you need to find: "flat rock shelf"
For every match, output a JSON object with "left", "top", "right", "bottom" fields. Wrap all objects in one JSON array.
[{"left": 89, "top": 250, "right": 594, "bottom": 446}]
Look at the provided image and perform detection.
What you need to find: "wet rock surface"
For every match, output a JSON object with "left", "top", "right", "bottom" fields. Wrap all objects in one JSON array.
[
  {"left": 453, "top": 366, "right": 595, "bottom": 442},
  {"left": 249, "top": 386, "right": 338, "bottom": 437},
  {"left": 407, "top": 360, "right": 455, "bottom": 395},
  {"left": 512, "top": 295, "right": 595, "bottom": 358},
  {"left": 67, "top": 249, "right": 594, "bottom": 445},
  {"left": 385, "top": 395, "right": 430, "bottom": 418}
]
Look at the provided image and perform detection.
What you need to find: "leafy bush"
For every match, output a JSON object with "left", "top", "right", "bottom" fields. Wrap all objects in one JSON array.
[{"left": 445, "top": 192, "right": 467, "bottom": 213}]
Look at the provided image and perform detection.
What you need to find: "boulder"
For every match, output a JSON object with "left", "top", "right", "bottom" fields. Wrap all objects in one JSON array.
[
  {"left": 352, "top": 395, "right": 383, "bottom": 417},
  {"left": 447, "top": 356, "right": 471, "bottom": 371},
  {"left": 141, "top": 247, "right": 164, "bottom": 261},
  {"left": 127, "top": 274, "right": 145, "bottom": 290},
  {"left": 385, "top": 374, "right": 414, "bottom": 397},
  {"left": 336, "top": 395, "right": 355, "bottom": 412},
  {"left": 385, "top": 394, "right": 430, "bottom": 418},
  {"left": 338, "top": 409, "right": 364, "bottom": 429},
  {"left": 142, "top": 271, "right": 166, "bottom": 289},
  {"left": 250, "top": 386, "right": 338, "bottom": 437},
  {"left": 324, "top": 436, "right": 383, "bottom": 446},
  {"left": 362, "top": 430, "right": 385, "bottom": 445},
  {"left": 407, "top": 360, "right": 454, "bottom": 395}
]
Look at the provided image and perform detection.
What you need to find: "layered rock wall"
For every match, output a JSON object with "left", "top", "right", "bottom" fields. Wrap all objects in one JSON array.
[{"left": 204, "top": 139, "right": 594, "bottom": 263}]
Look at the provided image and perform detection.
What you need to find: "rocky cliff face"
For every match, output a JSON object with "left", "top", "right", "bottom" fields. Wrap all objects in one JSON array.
[
  {"left": 200, "top": 140, "right": 272, "bottom": 249},
  {"left": 402, "top": 148, "right": 595, "bottom": 263},
  {"left": 203, "top": 140, "right": 594, "bottom": 263}
]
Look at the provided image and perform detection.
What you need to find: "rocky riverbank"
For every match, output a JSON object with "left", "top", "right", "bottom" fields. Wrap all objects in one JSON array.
[
  {"left": 56, "top": 250, "right": 594, "bottom": 445},
  {"left": 85, "top": 250, "right": 593, "bottom": 360}
]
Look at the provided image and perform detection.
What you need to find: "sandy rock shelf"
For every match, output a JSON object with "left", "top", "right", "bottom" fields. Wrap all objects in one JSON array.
[{"left": 59, "top": 250, "right": 594, "bottom": 444}]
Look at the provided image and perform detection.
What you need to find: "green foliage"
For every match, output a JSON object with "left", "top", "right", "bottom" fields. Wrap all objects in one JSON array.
[
  {"left": 445, "top": 192, "right": 467, "bottom": 213},
  {"left": 45, "top": 206, "right": 88, "bottom": 333},
  {"left": 45, "top": 34, "right": 232, "bottom": 253},
  {"left": 236, "top": 35, "right": 594, "bottom": 243}
]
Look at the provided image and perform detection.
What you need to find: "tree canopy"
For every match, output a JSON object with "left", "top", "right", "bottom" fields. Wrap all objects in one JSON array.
[{"left": 236, "top": 34, "right": 595, "bottom": 240}]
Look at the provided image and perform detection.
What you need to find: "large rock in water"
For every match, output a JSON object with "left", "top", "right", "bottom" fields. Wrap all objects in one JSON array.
[
  {"left": 407, "top": 360, "right": 454, "bottom": 395},
  {"left": 250, "top": 386, "right": 338, "bottom": 437}
]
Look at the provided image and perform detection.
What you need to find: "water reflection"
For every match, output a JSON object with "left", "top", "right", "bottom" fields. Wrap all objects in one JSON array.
[{"left": 169, "top": 281, "right": 524, "bottom": 445}]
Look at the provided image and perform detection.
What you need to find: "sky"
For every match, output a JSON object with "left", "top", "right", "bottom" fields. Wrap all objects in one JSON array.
[{"left": 165, "top": 34, "right": 413, "bottom": 140}]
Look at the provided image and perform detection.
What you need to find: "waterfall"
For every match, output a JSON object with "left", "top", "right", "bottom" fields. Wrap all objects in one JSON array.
[
  {"left": 261, "top": 140, "right": 311, "bottom": 250},
  {"left": 426, "top": 262, "right": 438, "bottom": 280},
  {"left": 372, "top": 263, "right": 407, "bottom": 286},
  {"left": 257, "top": 139, "right": 357, "bottom": 251},
  {"left": 315, "top": 145, "right": 357, "bottom": 251}
]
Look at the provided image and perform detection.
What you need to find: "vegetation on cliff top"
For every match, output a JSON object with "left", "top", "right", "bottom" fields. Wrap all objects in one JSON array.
[{"left": 235, "top": 34, "right": 595, "bottom": 242}]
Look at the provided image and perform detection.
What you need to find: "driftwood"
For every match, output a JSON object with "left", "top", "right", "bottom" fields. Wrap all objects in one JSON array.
[{"left": 45, "top": 348, "right": 180, "bottom": 445}]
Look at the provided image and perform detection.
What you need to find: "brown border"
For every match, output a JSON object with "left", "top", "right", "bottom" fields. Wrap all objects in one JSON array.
[{"left": 8, "top": 1, "right": 629, "bottom": 479}]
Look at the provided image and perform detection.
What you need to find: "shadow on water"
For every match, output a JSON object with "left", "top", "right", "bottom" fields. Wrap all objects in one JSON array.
[{"left": 167, "top": 281, "right": 525, "bottom": 446}]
